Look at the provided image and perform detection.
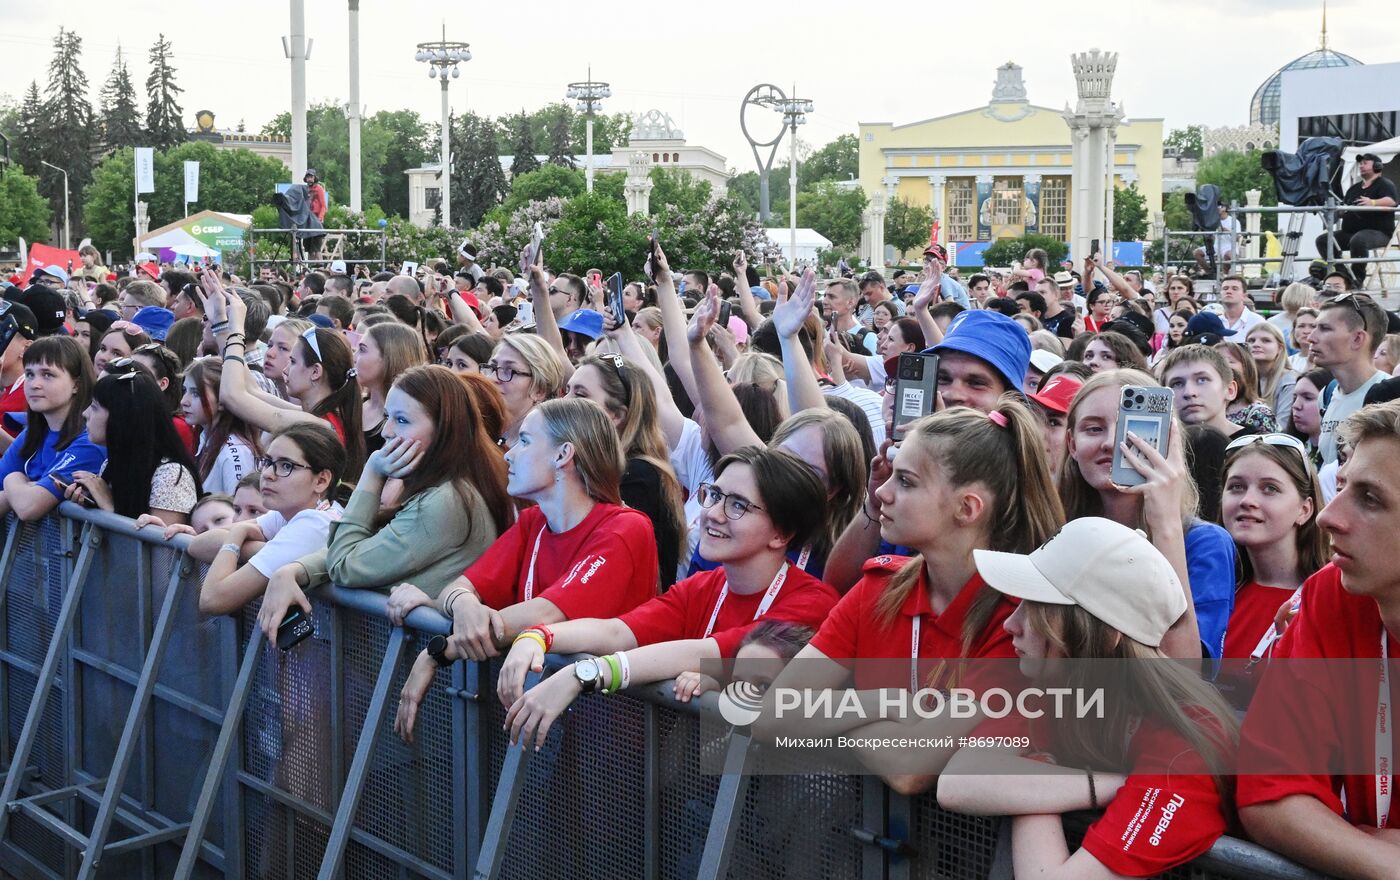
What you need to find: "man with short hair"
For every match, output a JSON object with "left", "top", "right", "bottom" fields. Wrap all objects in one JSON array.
[
  {"left": 1160, "top": 344, "right": 1247, "bottom": 440},
  {"left": 317, "top": 294, "right": 355, "bottom": 331},
  {"left": 855, "top": 272, "right": 904, "bottom": 327},
  {"left": 1311, "top": 293, "right": 1390, "bottom": 464},
  {"left": 823, "top": 278, "right": 877, "bottom": 355},
  {"left": 966, "top": 273, "right": 993, "bottom": 304},
  {"left": 1015, "top": 290, "right": 1048, "bottom": 320},
  {"left": 1314, "top": 153, "right": 1398, "bottom": 287},
  {"left": 118, "top": 279, "right": 167, "bottom": 316},
  {"left": 1322, "top": 270, "right": 1352, "bottom": 295},
  {"left": 1218, "top": 275, "right": 1265, "bottom": 335},
  {"left": 324, "top": 274, "right": 354, "bottom": 299},
  {"left": 1036, "top": 277, "right": 1077, "bottom": 339},
  {"left": 548, "top": 273, "right": 585, "bottom": 323},
  {"left": 1238, "top": 401, "right": 1400, "bottom": 877},
  {"left": 384, "top": 275, "right": 422, "bottom": 306}
]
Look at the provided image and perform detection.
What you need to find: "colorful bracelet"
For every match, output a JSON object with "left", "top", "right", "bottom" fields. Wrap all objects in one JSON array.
[
  {"left": 521, "top": 624, "right": 554, "bottom": 652},
  {"left": 602, "top": 652, "right": 623, "bottom": 695},
  {"left": 513, "top": 630, "right": 548, "bottom": 655}
]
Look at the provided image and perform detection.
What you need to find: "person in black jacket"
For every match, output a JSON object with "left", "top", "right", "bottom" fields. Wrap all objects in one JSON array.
[{"left": 1314, "top": 154, "right": 1398, "bottom": 286}]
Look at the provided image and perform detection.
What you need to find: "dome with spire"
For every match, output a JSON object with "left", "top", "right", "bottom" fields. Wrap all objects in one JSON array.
[{"left": 1250, "top": 4, "right": 1361, "bottom": 126}]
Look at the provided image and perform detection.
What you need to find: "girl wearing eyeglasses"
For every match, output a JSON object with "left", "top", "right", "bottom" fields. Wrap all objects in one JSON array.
[
  {"left": 393, "top": 398, "right": 659, "bottom": 742},
  {"left": 64, "top": 371, "right": 200, "bottom": 524},
  {"left": 486, "top": 335, "right": 565, "bottom": 450},
  {"left": 205, "top": 279, "right": 366, "bottom": 484},
  {"left": 1218, "top": 434, "right": 1329, "bottom": 665},
  {"left": 188, "top": 421, "right": 345, "bottom": 619},
  {"left": 481, "top": 445, "right": 837, "bottom": 752},
  {"left": 0, "top": 337, "right": 104, "bottom": 522}
]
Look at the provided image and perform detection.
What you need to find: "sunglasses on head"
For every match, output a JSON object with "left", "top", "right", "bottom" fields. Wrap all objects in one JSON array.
[{"left": 1224, "top": 432, "right": 1310, "bottom": 466}]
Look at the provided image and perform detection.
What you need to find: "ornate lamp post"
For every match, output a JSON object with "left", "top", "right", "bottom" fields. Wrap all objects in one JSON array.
[
  {"left": 567, "top": 70, "right": 610, "bottom": 193},
  {"left": 415, "top": 26, "right": 471, "bottom": 227}
]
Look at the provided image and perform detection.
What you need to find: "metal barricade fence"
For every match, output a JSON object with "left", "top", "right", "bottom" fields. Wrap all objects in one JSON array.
[{"left": 0, "top": 508, "right": 1325, "bottom": 880}]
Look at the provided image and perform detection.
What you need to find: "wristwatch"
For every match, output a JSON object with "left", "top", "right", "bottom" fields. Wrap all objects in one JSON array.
[
  {"left": 573, "top": 657, "right": 604, "bottom": 694},
  {"left": 427, "top": 634, "right": 453, "bottom": 668}
]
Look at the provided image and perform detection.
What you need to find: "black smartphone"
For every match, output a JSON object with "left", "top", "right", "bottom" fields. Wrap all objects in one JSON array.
[
  {"left": 717, "top": 299, "right": 732, "bottom": 328},
  {"left": 1089, "top": 238, "right": 1101, "bottom": 259},
  {"left": 606, "top": 272, "right": 627, "bottom": 326},
  {"left": 892, "top": 352, "right": 940, "bottom": 441},
  {"left": 646, "top": 229, "right": 660, "bottom": 279},
  {"left": 276, "top": 608, "right": 314, "bottom": 651}
]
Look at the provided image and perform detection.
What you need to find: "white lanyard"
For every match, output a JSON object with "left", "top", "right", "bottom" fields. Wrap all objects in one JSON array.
[
  {"left": 794, "top": 544, "right": 812, "bottom": 572},
  {"left": 1378, "top": 633, "right": 1392, "bottom": 828},
  {"left": 703, "top": 563, "right": 790, "bottom": 639},
  {"left": 910, "top": 615, "right": 922, "bottom": 693},
  {"left": 1248, "top": 586, "right": 1304, "bottom": 667},
  {"left": 522, "top": 528, "right": 545, "bottom": 601}
]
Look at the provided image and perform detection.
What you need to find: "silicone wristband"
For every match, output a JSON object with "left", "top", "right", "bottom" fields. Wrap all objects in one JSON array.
[
  {"left": 513, "top": 631, "right": 547, "bottom": 656},
  {"left": 522, "top": 624, "right": 554, "bottom": 652},
  {"left": 602, "top": 652, "right": 623, "bottom": 695}
]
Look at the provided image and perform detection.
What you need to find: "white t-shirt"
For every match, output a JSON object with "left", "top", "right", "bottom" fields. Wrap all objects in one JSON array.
[
  {"left": 1214, "top": 216, "right": 1240, "bottom": 255},
  {"left": 822, "top": 383, "right": 887, "bottom": 447},
  {"left": 1318, "top": 370, "right": 1389, "bottom": 464},
  {"left": 863, "top": 354, "right": 888, "bottom": 392},
  {"left": 670, "top": 417, "right": 713, "bottom": 585},
  {"left": 249, "top": 504, "right": 343, "bottom": 578},
  {"left": 1222, "top": 308, "right": 1266, "bottom": 336},
  {"left": 199, "top": 434, "right": 257, "bottom": 496}
]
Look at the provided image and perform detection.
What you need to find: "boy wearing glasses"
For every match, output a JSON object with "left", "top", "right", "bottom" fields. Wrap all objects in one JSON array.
[{"left": 1311, "top": 294, "right": 1389, "bottom": 464}]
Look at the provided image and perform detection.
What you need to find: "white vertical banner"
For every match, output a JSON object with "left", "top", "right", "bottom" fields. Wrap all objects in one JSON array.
[
  {"left": 183, "top": 161, "right": 200, "bottom": 203},
  {"left": 134, "top": 147, "right": 155, "bottom": 193}
]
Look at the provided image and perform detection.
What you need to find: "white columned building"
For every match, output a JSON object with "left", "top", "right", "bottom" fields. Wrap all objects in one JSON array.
[
  {"left": 624, "top": 151, "right": 654, "bottom": 215},
  {"left": 1064, "top": 49, "right": 1123, "bottom": 261}
]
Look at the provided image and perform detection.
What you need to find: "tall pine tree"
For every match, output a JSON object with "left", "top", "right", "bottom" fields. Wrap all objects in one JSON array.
[
  {"left": 13, "top": 81, "right": 45, "bottom": 177},
  {"left": 545, "top": 107, "right": 575, "bottom": 168},
  {"left": 510, "top": 109, "right": 541, "bottom": 178},
  {"left": 145, "top": 34, "right": 185, "bottom": 149},
  {"left": 450, "top": 112, "right": 508, "bottom": 229},
  {"left": 99, "top": 45, "right": 143, "bottom": 152},
  {"left": 41, "top": 29, "right": 95, "bottom": 232}
]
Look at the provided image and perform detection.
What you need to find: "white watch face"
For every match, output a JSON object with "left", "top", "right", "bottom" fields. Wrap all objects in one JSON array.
[{"left": 575, "top": 659, "right": 600, "bottom": 688}]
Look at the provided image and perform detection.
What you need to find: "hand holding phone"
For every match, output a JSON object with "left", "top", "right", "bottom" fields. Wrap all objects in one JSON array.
[
  {"left": 276, "top": 608, "right": 314, "bottom": 651},
  {"left": 891, "top": 352, "right": 940, "bottom": 442},
  {"left": 605, "top": 272, "right": 627, "bottom": 326},
  {"left": 1110, "top": 386, "right": 1173, "bottom": 487}
]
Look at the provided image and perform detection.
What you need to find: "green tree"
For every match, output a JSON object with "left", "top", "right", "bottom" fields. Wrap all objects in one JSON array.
[
  {"left": 99, "top": 46, "right": 143, "bottom": 152},
  {"left": 569, "top": 110, "right": 631, "bottom": 154},
  {"left": 450, "top": 112, "right": 508, "bottom": 228},
  {"left": 371, "top": 109, "right": 432, "bottom": 218},
  {"left": 83, "top": 143, "right": 289, "bottom": 259},
  {"left": 542, "top": 104, "right": 575, "bottom": 168},
  {"left": 495, "top": 163, "right": 584, "bottom": 219},
  {"left": 884, "top": 197, "right": 933, "bottom": 259},
  {"left": 509, "top": 109, "right": 541, "bottom": 178},
  {"left": 546, "top": 190, "right": 644, "bottom": 277},
  {"left": 1164, "top": 125, "right": 1204, "bottom": 159},
  {"left": 12, "top": 82, "right": 44, "bottom": 180},
  {"left": 648, "top": 167, "right": 712, "bottom": 216},
  {"left": 144, "top": 34, "right": 185, "bottom": 150},
  {"left": 797, "top": 182, "right": 866, "bottom": 253},
  {"left": 1113, "top": 182, "right": 1148, "bottom": 241},
  {"left": 41, "top": 28, "right": 95, "bottom": 235},
  {"left": 0, "top": 167, "right": 52, "bottom": 244},
  {"left": 981, "top": 234, "right": 1069, "bottom": 268},
  {"left": 798, "top": 134, "right": 858, "bottom": 187}
]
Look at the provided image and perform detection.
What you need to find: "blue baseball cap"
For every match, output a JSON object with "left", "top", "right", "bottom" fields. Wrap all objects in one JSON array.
[
  {"left": 1184, "top": 311, "right": 1237, "bottom": 338},
  {"left": 926, "top": 309, "right": 1032, "bottom": 394},
  {"left": 558, "top": 308, "right": 605, "bottom": 340},
  {"left": 308, "top": 312, "right": 336, "bottom": 329},
  {"left": 131, "top": 306, "right": 176, "bottom": 342}
]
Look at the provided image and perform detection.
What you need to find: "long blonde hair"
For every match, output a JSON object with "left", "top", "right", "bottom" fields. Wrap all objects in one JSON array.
[
  {"left": 1024, "top": 602, "right": 1239, "bottom": 796},
  {"left": 1059, "top": 370, "right": 1200, "bottom": 533},
  {"left": 875, "top": 397, "right": 1065, "bottom": 654},
  {"left": 1246, "top": 323, "right": 1291, "bottom": 404}
]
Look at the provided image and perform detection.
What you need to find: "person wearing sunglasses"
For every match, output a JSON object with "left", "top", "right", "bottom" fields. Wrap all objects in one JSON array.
[
  {"left": 491, "top": 445, "right": 837, "bottom": 752},
  {"left": 188, "top": 421, "right": 345, "bottom": 620},
  {"left": 203, "top": 274, "right": 366, "bottom": 483},
  {"left": 65, "top": 371, "right": 199, "bottom": 526},
  {"left": 1310, "top": 292, "right": 1390, "bottom": 465},
  {"left": 1217, "top": 433, "right": 1330, "bottom": 680}
]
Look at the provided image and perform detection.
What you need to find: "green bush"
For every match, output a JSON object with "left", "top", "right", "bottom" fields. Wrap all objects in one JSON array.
[{"left": 979, "top": 234, "right": 1069, "bottom": 269}]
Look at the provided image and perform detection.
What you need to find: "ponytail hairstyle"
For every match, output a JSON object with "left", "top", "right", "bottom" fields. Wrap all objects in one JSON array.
[
  {"left": 1221, "top": 442, "right": 1329, "bottom": 585},
  {"left": 19, "top": 336, "right": 96, "bottom": 460},
  {"left": 296, "top": 327, "right": 366, "bottom": 481},
  {"left": 269, "top": 421, "right": 346, "bottom": 502},
  {"left": 875, "top": 396, "right": 1065, "bottom": 655},
  {"left": 577, "top": 353, "right": 687, "bottom": 549},
  {"left": 130, "top": 343, "right": 184, "bottom": 415},
  {"left": 92, "top": 371, "right": 200, "bottom": 519},
  {"left": 533, "top": 398, "right": 624, "bottom": 505},
  {"left": 186, "top": 356, "right": 262, "bottom": 483},
  {"left": 388, "top": 365, "right": 514, "bottom": 537}
]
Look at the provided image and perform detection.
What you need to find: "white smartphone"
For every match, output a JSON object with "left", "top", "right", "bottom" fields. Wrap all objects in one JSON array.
[{"left": 1111, "top": 386, "right": 1173, "bottom": 486}]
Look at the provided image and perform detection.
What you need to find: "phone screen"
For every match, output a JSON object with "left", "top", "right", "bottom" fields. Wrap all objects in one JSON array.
[{"left": 606, "top": 273, "right": 626, "bottom": 326}]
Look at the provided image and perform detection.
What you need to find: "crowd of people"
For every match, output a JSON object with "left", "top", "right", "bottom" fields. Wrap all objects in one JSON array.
[{"left": 3, "top": 232, "right": 1400, "bottom": 879}]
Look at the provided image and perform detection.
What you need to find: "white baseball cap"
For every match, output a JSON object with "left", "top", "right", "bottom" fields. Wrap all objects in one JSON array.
[
  {"left": 329, "top": 259, "right": 347, "bottom": 274},
  {"left": 1029, "top": 349, "right": 1062, "bottom": 375},
  {"left": 973, "top": 517, "right": 1186, "bottom": 648}
]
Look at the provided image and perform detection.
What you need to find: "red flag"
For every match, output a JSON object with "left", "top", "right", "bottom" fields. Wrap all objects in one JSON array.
[
  {"left": 928, "top": 220, "right": 941, "bottom": 246},
  {"left": 20, "top": 243, "right": 83, "bottom": 286}
]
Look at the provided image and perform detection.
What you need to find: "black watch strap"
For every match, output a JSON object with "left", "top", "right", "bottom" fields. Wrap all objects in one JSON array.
[{"left": 427, "top": 634, "right": 453, "bottom": 667}]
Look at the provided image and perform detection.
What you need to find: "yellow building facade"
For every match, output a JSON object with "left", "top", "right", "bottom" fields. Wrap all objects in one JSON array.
[{"left": 858, "top": 63, "right": 1163, "bottom": 262}]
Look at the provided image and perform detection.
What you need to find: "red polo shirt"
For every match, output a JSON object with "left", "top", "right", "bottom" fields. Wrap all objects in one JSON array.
[
  {"left": 1222, "top": 580, "right": 1297, "bottom": 660},
  {"left": 619, "top": 564, "right": 838, "bottom": 658},
  {"left": 1236, "top": 564, "right": 1400, "bottom": 828},
  {"left": 1074, "top": 716, "right": 1231, "bottom": 876},
  {"left": 808, "top": 555, "right": 1017, "bottom": 689},
  {"left": 465, "top": 503, "right": 658, "bottom": 620},
  {"left": 0, "top": 377, "right": 25, "bottom": 437}
]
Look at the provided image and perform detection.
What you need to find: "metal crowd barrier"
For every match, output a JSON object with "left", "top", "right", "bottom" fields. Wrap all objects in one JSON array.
[{"left": 0, "top": 508, "right": 1325, "bottom": 879}]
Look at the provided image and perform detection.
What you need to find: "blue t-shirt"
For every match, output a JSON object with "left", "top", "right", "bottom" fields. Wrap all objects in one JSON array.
[
  {"left": 0, "top": 424, "right": 107, "bottom": 501},
  {"left": 1184, "top": 520, "right": 1236, "bottom": 660}
]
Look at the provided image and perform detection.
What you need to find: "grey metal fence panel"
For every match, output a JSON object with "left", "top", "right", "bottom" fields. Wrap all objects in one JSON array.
[{"left": 0, "top": 511, "right": 1335, "bottom": 880}]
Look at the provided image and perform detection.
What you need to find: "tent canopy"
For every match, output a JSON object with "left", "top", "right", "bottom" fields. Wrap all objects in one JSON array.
[{"left": 1341, "top": 136, "right": 1400, "bottom": 184}]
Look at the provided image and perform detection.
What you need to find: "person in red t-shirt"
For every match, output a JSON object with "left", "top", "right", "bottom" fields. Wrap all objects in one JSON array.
[
  {"left": 1238, "top": 402, "right": 1400, "bottom": 878},
  {"left": 394, "top": 398, "right": 658, "bottom": 742},
  {"left": 938, "top": 517, "right": 1238, "bottom": 880},
  {"left": 0, "top": 300, "right": 38, "bottom": 454},
  {"left": 1217, "top": 434, "right": 1328, "bottom": 672},
  {"left": 766, "top": 399, "right": 1065, "bottom": 794},
  {"left": 496, "top": 446, "right": 836, "bottom": 750}
]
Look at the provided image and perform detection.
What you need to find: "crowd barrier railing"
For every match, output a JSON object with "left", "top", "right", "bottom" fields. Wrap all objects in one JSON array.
[{"left": 0, "top": 507, "right": 1326, "bottom": 880}]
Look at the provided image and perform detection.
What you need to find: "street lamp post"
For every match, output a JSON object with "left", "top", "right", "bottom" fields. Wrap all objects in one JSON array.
[
  {"left": 567, "top": 71, "right": 610, "bottom": 193},
  {"left": 40, "top": 160, "right": 70, "bottom": 250},
  {"left": 415, "top": 25, "right": 471, "bottom": 228},
  {"left": 773, "top": 89, "right": 813, "bottom": 268},
  {"left": 347, "top": 0, "right": 362, "bottom": 212}
]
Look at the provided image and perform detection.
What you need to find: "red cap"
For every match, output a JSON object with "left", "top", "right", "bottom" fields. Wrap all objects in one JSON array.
[
  {"left": 1027, "top": 374, "right": 1083, "bottom": 414},
  {"left": 136, "top": 262, "right": 160, "bottom": 280},
  {"left": 922, "top": 242, "right": 950, "bottom": 263}
]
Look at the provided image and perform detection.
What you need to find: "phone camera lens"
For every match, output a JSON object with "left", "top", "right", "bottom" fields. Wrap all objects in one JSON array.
[{"left": 1135, "top": 395, "right": 1145, "bottom": 404}]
